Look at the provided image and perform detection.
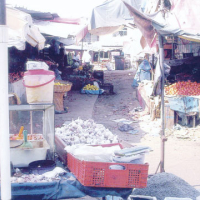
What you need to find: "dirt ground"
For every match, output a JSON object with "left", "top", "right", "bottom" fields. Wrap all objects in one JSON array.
[
  {"left": 55, "top": 69, "right": 200, "bottom": 199},
  {"left": 93, "top": 70, "right": 200, "bottom": 191}
]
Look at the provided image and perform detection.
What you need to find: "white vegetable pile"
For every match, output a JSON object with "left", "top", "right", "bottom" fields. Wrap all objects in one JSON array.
[
  {"left": 55, "top": 118, "right": 118, "bottom": 146},
  {"left": 10, "top": 174, "right": 59, "bottom": 183},
  {"left": 9, "top": 167, "right": 68, "bottom": 183}
]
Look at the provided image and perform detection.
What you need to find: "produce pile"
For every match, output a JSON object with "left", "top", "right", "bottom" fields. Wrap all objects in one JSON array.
[
  {"left": 55, "top": 118, "right": 118, "bottom": 146},
  {"left": 9, "top": 72, "right": 24, "bottom": 83},
  {"left": 54, "top": 81, "right": 72, "bottom": 93},
  {"left": 83, "top": 84, "right": 99, "bottom": 91},
  {"left": 10, "top": 134, "right": 44, "bottom": 141},
  {"left": 54, "top": 82, "right": 71, "bottom": 86},
  {"left": 165, "top": 81, "right": 200, "bottom": 96},
  {"left": 10, "top": 167, "right": 67, "bottom": 183}
]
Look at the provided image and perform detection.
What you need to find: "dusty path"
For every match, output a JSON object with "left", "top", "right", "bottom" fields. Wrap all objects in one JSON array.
[
  {"left": 92, "top": 70, "right": 200, "bottom": 191},
  {"left": 56, "top": 69, "right": 200, "bottom": 196},
  {"left": 93, "top": 70, "right": 144, "bottom": 143}
]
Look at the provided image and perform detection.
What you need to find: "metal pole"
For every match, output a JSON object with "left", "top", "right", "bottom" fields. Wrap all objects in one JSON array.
[
  {"left": 98, "top": 50, "right": 100, "bottom": 67},
  {"left": 0, "top": 0, "right": 12, "bottom": 199},
  {"left": 81, "top": 39, "right": 83, "bottom": 64},
  {"left": 158, "top": 34, "right": 166, "bottom": 173},
  {"left": 0, "top": 0, "right": 6, "bottom": 24},
  {"left": 30, "top": 111, "right": 33, "bottom": 134}
]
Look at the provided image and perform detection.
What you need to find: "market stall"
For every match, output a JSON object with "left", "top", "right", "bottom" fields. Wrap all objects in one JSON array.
[
  {"left": 7, "top": 61, "right": 139, "bottom": 199},
  {"left": 164, "top": 54, "right": 200, "bottom": 127},
  {"left": 121, "top": 0, "right": 200, "bottom": 173}
]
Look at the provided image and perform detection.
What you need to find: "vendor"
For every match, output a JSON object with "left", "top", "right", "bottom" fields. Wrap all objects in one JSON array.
[
  {"left": 82, "top": 50, "right": 91, "bottom": 65},
  {"left": 72, "top": 52, "right": 80, "bottom": 69},
  {"left": 49, "top": 39, "right": 59, "bottom": 63},
  {"left": 58, "top": 43, "right": 68, "bottom": 72}
]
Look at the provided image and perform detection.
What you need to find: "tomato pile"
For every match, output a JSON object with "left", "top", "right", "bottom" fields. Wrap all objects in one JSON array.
[{"left": 165, "top": 81, "right": 200, "bottom": 96}]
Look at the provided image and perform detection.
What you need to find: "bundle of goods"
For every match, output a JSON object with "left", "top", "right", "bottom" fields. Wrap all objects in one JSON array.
[
  {"left": 81, "top": 84, "right": 104, "bottom": 94},
  {"left": 113, "top": 146, "right": 150, "bottom": 164},
  {"left": 55, "top": 118, "right": 118, "bottom": 146},
  {"left": 9, "top": 72, "right": 24, "bottom": 83},
  {"left": 65, "top": 144, "right": 150, "bottom": 164},
  {"left": 65, "top": 144, "right": 121, "bottom": 163},
  {"left": 165, "top": 81, "right": 200, "bottom": 96}
]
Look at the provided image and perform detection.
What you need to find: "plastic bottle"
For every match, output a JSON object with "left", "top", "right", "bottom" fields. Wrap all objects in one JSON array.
[{"left": 20, "top": 130, "right": 33, "bottom": 149}]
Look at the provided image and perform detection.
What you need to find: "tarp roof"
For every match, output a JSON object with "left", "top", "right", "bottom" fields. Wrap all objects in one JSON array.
[
  {"left": 122, "top": 0, "right": 200, "bottom": 45},
  {"left": 170, "top": 0, "right": 200, "bottom": 35},
  {"left": 34, "top": 21, "right": 88, "bottom": 45},
  {"left": 7, "top": 6, "right": 46, "bottom": 50},
  {"left": 15, "top": 7, "right": 59, "bottom": 20},
  {"left": 89, "top": 0, "right": 141, "bottom": 35},
  {"left": 90, "top": 0, "right": 200, "bottom": 48},
  {"left": 16, "top": 7, "right": 88, "bottom": 45},
  {"left": 48, "top": 17, "right": 82, "bottom": 25},
  {"left": 16, "top": 8, "right": 82, "bottom": 25}
]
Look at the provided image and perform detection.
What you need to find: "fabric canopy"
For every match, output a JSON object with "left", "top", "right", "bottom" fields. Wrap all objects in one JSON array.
[
  {"left": 48, "top": 17, "right": 82, "bottom": 25},
  {"left": 7, "top": 6, "right": 45, "bottom": 50},
  {"left": 170, "top": 0, "right": 200, "bottom": 35},
  {"left": 122, "top": 1, "right": 183, "bottom": 46},
  {"left": 89, "top": 0, "right": 142, "bottom": 35},
  {"left": 34, "top": 21, "right": 88, "bottom": 45},
  {"left": 122, "top": 0, "right": 200, "bottom": 45}
]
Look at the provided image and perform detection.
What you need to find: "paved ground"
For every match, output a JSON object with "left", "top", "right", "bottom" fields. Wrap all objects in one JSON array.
[{"left": 55, "top": 70, "right": 200, "bottom": 199}]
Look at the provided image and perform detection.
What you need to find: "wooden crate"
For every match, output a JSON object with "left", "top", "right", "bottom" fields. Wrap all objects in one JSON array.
[{"left": 150, "top": 99, "right": 161, "bottom": 120}]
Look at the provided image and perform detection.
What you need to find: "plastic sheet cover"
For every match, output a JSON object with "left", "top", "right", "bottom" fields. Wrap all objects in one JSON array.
[
  {"left": 7, "top": 6, "right": 45, "bottom": 50},
  {"left": 123, "top": 0, "right": 200, "bottom": 45},
  {"left": 132, "top": 59, "right": 151, "bottom": 87},
  {"left": 168, "top": 96, "right": 199, "bottom": 114},
  {"left": 3, "top": 173, "right": 132, "bottom": 200},
  {"left": 89, "top": 0, "right": 141, "bottom": 35}
]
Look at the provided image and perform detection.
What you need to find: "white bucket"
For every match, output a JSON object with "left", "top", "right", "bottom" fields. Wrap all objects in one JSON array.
[{"left": 23, "top": 69, "right": 55, "bottom": 104}]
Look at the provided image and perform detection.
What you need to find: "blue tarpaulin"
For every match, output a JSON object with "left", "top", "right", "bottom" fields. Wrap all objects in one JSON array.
[
  {"left": 168, "top": 96, "right": 199, "bottom": 113},
  {"left": 3, "top": 173, "right": 132, "bottom": 200},
  {"left": 81, "top": 89, "right": 104, "bottom": 95},
  {"left": 132, "top": 59, "right": 151, "bottom": 88}
]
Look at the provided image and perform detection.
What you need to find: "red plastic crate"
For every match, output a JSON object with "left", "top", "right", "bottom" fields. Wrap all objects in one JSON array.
[
  {"left": 55, "top": 136, "right": 149, "bottom": 188},
  {"left": 67, "top": 152, "right": 149, "bottom": 188}
]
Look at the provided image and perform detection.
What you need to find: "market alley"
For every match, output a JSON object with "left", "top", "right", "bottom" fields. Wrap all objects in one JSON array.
[{"left": 56, "top": 69, "right": 200, "bottom": 192}]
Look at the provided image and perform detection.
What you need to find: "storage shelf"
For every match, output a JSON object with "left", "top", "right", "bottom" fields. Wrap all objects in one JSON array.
[{"left": 9, "top": 104, "right": 54, "bottom": 111}]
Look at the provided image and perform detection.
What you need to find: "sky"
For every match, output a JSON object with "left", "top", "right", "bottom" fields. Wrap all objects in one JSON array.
[{"left": 6, "top": 0, "right": 105, "bottom": 18}]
